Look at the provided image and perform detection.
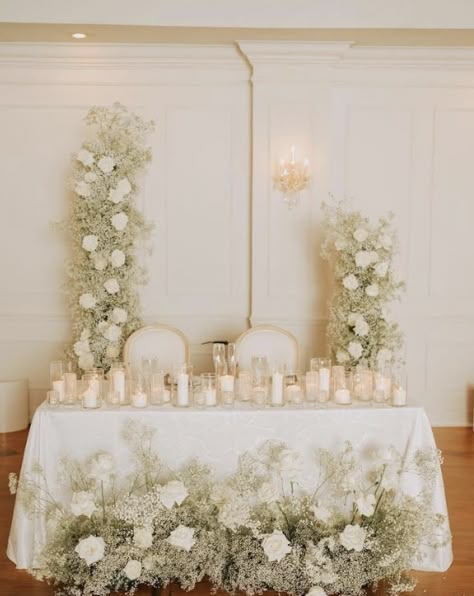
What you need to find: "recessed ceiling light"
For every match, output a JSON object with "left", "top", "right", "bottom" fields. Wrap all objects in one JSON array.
[{"left": 72, "top": 33, "right": 87, "bottom": 39}]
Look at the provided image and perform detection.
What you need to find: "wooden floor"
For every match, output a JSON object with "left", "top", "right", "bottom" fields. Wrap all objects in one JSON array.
[{"left": 0, "top": 427, "right": 473, "bottom": 596}]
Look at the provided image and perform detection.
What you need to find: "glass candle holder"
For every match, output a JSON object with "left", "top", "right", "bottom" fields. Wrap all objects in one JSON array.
[
  {"left": 270, "top": 366, "right": 285, "bottom": 407},
  {"left": 47, "top": 389, "right": 60, "bottom": 406},
  {"left": 305, "top": 371, "right": 319, "bottom": 403},
  {"left": 107, "top": 390, "right": 121, "bottom": 409},
  {"left": 80, "top": 375, "right": 102, "bottom": 409},
  {"left": 149, "top": 371, "right": 166, "bottom": 405},
  {"left": 333, "top": 368, "right": 352, "bottom": 405},
  {"left": 63, "top": 372, "right": 77, "bottom": 405},
  {"left": 353, "top": 368, "right": 373, "bottom": 402},
  {"left": 49, "top": 360, "right": 64, "bottom": 385},
  {"left": 213, "top": 343, "right": 227, "bottom": 377},
  {"left": 172, "top": 363, "right": 193, "bottom": 407},
  {"left": 310, "top": 357, "right": 331, "bottom": 402},
  {"left": 251, "top": 356, "right": 269, "bottom": 407},
  {"left": 285, "top": 371, "right": 304, "bottom": 406},
  {"left": 227, "top": 342, "right": 237, "bottom": 377},
  {"left": 109, "top": 362, "right": 127, "bottom": 404},
  {"left": 129, "top": 371, "right": 148, "bottom": 408},
  {"left": 374, "top": 364, "right": 392, "bottom": 403},
  {"left": 237, "top": 370, "right": 252, "bottom": 402},
  {"left": 391, "top": 367, "right": 407, "bottom": 407},
  {"left": 201, "top": 373, "right": 218, "bottom": 407},
  {"left": 219, "top": 373, "right": 235, "bottom": 404}
]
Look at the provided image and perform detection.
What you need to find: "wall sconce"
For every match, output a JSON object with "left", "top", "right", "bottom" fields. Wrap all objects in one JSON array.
[{"left": 273, "top": 145, "right": 310, "bottom": 209}]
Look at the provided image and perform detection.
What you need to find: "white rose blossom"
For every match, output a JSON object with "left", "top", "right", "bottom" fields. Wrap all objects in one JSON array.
[
  {"left": 104, "top": 278, "right": 120, "bottom": 295},
  {"left": 166, "top": 525, "right": 195, "bottom": 552},
  {"left": 79, "top": 293, "right": 97, "bottom": 310},
  {"left": 343, "top": 274, "right": 359, "bottom": 291},
  {"left": 354, "top": 317, "right": 369, "bottom": 337},
  {"left": 98, "top": 155, "right": 115, "bottom": 174},
  {"left": 111, "top": 249, "right": 126, "bottom": 268},
  {"left": 108, "top": 188, "right": 124, "bottom": 204},
  {"left": 353, "top": 228, "right": 368, "bottom": 242},
  {"left": 79, "top": 352, "right": 94, "bottom": 370},
  {"left": 348, "top": 341, "right": 363, "bottom": 360},
  {"left": 380, "top": 233, "right": 392, "bottom": 249},
  {"left": 88, "top": 453, "right": 114, "bottom": 483},
  {"left": 336, "top": 350, "right": 349, "bottom": 364},
  {"left": 104, "top": 324, "right": 121, "bottom": 342},
  {"left": 75, "top": 181, "right": 91, "bottom": 198},
  {"left": 339, "top": 524, "right": 367, "bottom": 552},
  {"left": 112, "top": 307, "right": 128, "bottom": 324},
  {"left": 306, "top": 588, "right": 328, "bottom": 596},
  {"left": 123, "top": 560, "right": 142, "bottom": 581},
  {"left": 375, "top": 261, "right": 389, "bottom": 277},
  {"left": 159, "top": 480, "right": 188, "bottom": 509},
  {"left": 133, "top": 527, "right": 153, "bottom": 549},
  {"left": 276, "top": 448, "right": 302, "bottom": 480},
  {"left": 93, "top": 253, "right": 108, "bottom": 271},
  {"left": 74, "top": 535, "right": 105, "bottom": 566},
  {"left": 77, "top": 149, "right": 94, "bottom": 167},
  {"left": 84, "top": 172, "right": 97, "bottom": 183},
  {"left": 312, "top": 504, "right": 332, "bottom": 523},
  {"left": 355, "top": 251, "right": 373, "bottom": 268},
  {"left": 261, "top": 530, "right": 292, "bottom": 562},
  {"left": 366, "top": 283, "right": 379, "bottom": 297},
  {"left": 82, "top": 235, "right": 98, "bottom": 252},
  {"left": 355, "top": 493, "right": 376, "bottom": 517},
  {"left": 111, "top": 212, "right": 128, "bottom": 231},
  {"left": 71, "top": 491, "right": 96, "bottom": 518},
  {"left": 117, "top": 177, "right": 132, "bottom": 195}
]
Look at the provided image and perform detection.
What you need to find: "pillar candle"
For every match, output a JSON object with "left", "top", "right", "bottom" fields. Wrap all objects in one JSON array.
[
  {"left": 204, "top": 388, "right": 217, "bottom": 406},
  {"left": 319, "top": 367, "right": 330, "bottom": 392},
  {"left": 52, "top": 379, "right": 65, "bottom": 403},
  {"left": 111, "top": 370, "right": 126, "bottom": 403},
  {"left": 334, "top": 388, "right": 351, "bottom": 405},
  {"left": 392, "top": 386, "right": 407, "bottom": 406},
  {"left": 82, "top": 387, "right": 98, "bottom": 409},
  {"left": 286, "top": 384, "right": 303, "bottom": 405},
  {"left": 177, "top": 373, "right": 189, "bottom": 406},
  {"left": 219, "top": 375, "right": 235, "bottom": 392},
  {"left": 271, "top": 372, "right": 283, "bottom": 405},
  {"left": 132, "top": 391, "right": 148, "bottom": 408}
]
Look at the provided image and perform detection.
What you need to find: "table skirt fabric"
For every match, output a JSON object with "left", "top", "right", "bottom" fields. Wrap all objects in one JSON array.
[{"left": 7, "top": 403, "right": 453, "bottom": 572}]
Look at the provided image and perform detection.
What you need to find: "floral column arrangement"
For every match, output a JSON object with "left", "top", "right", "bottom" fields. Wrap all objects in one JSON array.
[
  {"left": 65, "top": 103, "right": 154, "bottom": 371},
  {"left": 321, "top": 201, "right": 405, "bottom": 369}
]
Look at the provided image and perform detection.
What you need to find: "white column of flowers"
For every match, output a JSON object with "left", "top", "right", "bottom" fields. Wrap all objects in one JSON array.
[{"left": 64, "top": 103, "right": 154, "bottom": 371}]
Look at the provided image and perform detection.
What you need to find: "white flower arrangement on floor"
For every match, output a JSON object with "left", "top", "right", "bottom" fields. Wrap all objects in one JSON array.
[
  {"left": 12, "top": 421, "right": 450, "bottom": 596},
  {"left": 321, "top": 201, "right": 405, "bottom": 369},
  {"left": 63, "top": 103, "right": 154, "bottom": 371}
]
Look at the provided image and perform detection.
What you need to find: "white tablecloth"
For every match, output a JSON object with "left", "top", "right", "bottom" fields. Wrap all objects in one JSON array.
[{"left": 7, "top": 403, "right": 452, "bottom": 572}]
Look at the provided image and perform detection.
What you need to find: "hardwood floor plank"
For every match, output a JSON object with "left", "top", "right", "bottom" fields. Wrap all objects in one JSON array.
[{"left": 1, "top": 427, "right": 472, "bottom": 595}]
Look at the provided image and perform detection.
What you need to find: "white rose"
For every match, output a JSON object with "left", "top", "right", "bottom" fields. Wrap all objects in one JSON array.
[
  {"left": 98, "top": 155, "right": 115, "bottom": 174},
  {"left": 375, "top": 445, "right": 399, "bottom": 465},
  {"left": 375, "top": 262, "right": 388, "bottom": 278},
  {"left": 111, "top": 212, "right": 128, "bottom": 231},
  {"left": 355, "top": 493, "right": 376, "bottom": 517},
  {"left": 347, "top": 313, "right": 361, "bottom": 325},
  {"left": 159, "top": 480, "right": 188, "bottom": 509},
  {"left": 73, "top": 338, "right": 90, "bottom": 356},
  {"left": 355, "top": 251, "right": 373, "bottom": 268},
  {"left": 335, "top": 238, "right": 347, "bottom": 251},
  {"left": 94, "top": 254, "right": 108, "bottom": 271},
  {"left": 74, "top": 535, "right": 105, "bottom": 566},
  {"left": 117, "top": 177, "right": 132, "bottom": 196},
  {"left": 380, "top": 234, "right": 392, "bottom": 249},
  {"left": 166, "top": 525, "right": 195, "bottom": 552},
  {"left": 353, "top": 228, "right": 368, "bottom": 242},
  {"left": 82, "top": 235, "right": 98, "bottom": 252},
  {"left": 106, "top": 344, "right": 120, "bottom": 358},
  {"left": 79, "top": 352, "right": 94, "bottom": 370},
  {"left": 277, "top": 448, "right": 302, "bottom": 480},
  {"left": 354, "top": 317, "right": 369, "bottom": 337},
  {"left": 110, "top": 249, "right": 126, "bottom": 268},
  {"left": 89, "top": 453, "right": 114, "bottom": 483},
  {"left": 84, "top": 172, "right": 97, "bottom": 183},
  {"left": 104, "top": 324, "right": 121, "bottom": 342},
  {"left": 71, "top": 491, "right": 96, "bottom": 518},
  {"left": 343, "top": 274, "right": 359, "bottom": 291},
  {"left": 79, "top": 293, "right": 97, "bottom": 309},
  {"left": 339, "top": 524, "right": 366, "bottom": 552},
  {"left": 134, "top": 527, "right": 153, "bottom": 549},
  {"left": 112, "top": 307, "right": 128, "bottom": 324},
  {"left": 348, "top": 341, "right": 363, "bottom": 360},
  {"left": 108, "top": 188, "right": 124, "bottom": 204},
  {"left": 104, "top": 278, "right": 120, "bottom": 295},
  {"left": 261, "top": 530, "right": 292, "bottom": 562},
  {"left": 75, "top": 181, "right": 91, "bottom": 198},
  {"left": 142, "top": 555, "right": 154, "bottom": 571},
  {"left": 306, "top": 588, "right": 328, "bottom": 596},
  {"left": 312, "top": 504, "right": 332, "bottom": 523},
  {"left": 365, "top": 284, "right": 379, "bottom": 297},
  {"left": 123, "top": 559, "right": 142, "bottom": 581},
  {"left": 77, "top": 149, "right": 94, "bottom": 167},
  {"left": 368, "top": 250, "right": 379, "bottom": 263},
  {"left": 257, "top": 482, "right": 280, "bottom": 504},
  {"left": 98, "top": 320, "right": 109, "bottom": 334},
  {"left": 336, "top": 350, "right": 349, "bottom": 364}
]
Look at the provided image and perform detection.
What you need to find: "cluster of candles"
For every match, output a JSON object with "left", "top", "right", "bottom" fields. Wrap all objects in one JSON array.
[{"left": 46, "top": 350, "right": 407, "bottom": 410}]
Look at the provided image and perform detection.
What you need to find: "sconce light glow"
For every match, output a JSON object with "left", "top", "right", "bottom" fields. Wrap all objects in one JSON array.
[
  {"left": 273, "top": 145, "right": 310, "bottom": 209},
  {"left": 72, "top": 33, "right": 87, "bottom": 39}
]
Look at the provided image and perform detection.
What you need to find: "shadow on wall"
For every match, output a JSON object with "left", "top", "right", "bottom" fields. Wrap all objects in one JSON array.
[{"left": 466, "top": 384, "right": 474, "bottom": 428}]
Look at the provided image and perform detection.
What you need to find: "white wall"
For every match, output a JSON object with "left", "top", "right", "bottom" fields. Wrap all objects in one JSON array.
[{"left": 1, "top": 41, "right": 474, "bottom": 425}]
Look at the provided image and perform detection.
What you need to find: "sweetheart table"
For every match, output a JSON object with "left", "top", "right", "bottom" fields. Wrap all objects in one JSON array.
[{"left": 7, "top": 402, "right": 452, "bottom": 573}]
